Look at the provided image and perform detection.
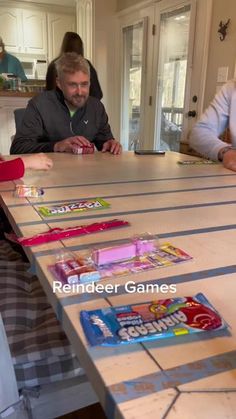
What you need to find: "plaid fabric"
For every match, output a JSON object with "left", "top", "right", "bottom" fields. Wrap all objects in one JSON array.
[
  {"left": 0, "top": 240, "right": 23, "bottom": 261},
  {"left": 0, "top": 240, "right": 84, "bottom": 389}
]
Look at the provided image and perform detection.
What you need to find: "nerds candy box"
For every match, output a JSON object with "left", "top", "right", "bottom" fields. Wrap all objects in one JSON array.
[{"left": 80, "top": 293, "right": 227, "bottom": 346}]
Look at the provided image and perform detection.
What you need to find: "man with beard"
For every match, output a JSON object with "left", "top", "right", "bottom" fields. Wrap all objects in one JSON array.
[{"left": 10, "top": 52, "right": 121, "bottom": 155}]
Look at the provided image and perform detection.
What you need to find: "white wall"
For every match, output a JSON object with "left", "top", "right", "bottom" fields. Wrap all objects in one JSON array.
[
  {"left": 94, "top": 0, "right": 119, "bottom": 137},
  {"left": 204, "top": 0, "right": 236, "bottom": 109},
  {"left": 117, "top": 0, "right": 144, "bottom": 11}
]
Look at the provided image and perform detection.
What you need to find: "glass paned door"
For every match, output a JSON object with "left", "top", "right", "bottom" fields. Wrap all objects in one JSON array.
[
  {"left": 122, "top": 21, "right": 145, "bottom": 150},
  {"left": 155, "top": 5, "right": 191, "bottom": 151}
]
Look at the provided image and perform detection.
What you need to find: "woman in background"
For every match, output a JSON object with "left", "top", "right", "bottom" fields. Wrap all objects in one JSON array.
[
  {"left": 46, "top": 31, "right": 103, "bottom": 100},
  {"left": 0, "top": 36, "right": 27, "bottom": 82}
]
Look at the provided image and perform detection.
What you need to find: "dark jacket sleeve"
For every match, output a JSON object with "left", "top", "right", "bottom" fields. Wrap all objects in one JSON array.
[
  {"left": 46, "top": 60, "right": 57, "bottom": 90},
  {"left": 93, "top": 102, "right": 114, "bottom": 150},
  {"left": 87, "top": 60, "right": 103, "bottom": 100},
  {"left": 0, "top": 158, "right": 25, "bottom": 181},
  {"left": 10, "top": 100, "right": 55, "bottom": 154}
]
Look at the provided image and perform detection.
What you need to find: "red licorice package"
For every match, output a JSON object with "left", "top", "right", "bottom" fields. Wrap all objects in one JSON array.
[{"left": 8, "top": 219, "right": 130, "bottom": 246}]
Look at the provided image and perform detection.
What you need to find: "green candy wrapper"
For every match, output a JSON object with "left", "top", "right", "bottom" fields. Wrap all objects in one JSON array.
[{"left": 38, "top": 198, "right": 110, "bottom": 217}]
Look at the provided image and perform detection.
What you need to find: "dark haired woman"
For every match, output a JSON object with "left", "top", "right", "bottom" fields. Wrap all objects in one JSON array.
[{"left": 46, "top": 31, "right": 103, "bottom": 99}]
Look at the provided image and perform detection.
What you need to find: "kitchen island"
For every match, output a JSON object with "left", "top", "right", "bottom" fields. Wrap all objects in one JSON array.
[{"left": 0, "top": 90, "right": 36, "bottom": 155}]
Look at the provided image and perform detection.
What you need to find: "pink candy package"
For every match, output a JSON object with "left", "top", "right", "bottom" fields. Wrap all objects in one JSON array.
[
  {"left": 49, "top": 234, "right": 193, "bottom": 285},
  {"left": 91, "top": 234, "right": 157, "bottom": 266}
]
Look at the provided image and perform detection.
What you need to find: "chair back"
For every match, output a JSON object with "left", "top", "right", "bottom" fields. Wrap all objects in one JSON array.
[{"left": 14, "top": 108, "right": 26, "bottom": 131}]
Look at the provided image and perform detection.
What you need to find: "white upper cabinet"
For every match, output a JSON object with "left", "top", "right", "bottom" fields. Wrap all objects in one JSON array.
[
  {"left": 22, "top": 10, "right": 47, "bottom": 55},
  {"left": 0, "top": 5, "right": 75, "bottom": 60},
  {"left": 47, "top": 13, "right": 76, "bottom": 61},
  {"left": 0, "top": 7, "right": 47, "bottom": 55},
  {"left": 0, "top": 8, "right": 22, "bottom": 53}
]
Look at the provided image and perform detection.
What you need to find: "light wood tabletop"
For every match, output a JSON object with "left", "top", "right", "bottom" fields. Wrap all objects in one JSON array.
[{"left": 1, "top": 151, "right": 236, "bottom": 419}]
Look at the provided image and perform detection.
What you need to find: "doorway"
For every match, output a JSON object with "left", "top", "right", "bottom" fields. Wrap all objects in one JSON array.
[
  {"left": 122, "top": 20, "right": 146, "bottom": 150},
  {"left": 120, "top": 0, "right": 212, "bottom": 152},
  {"left": 154, "top": 3, "right": 191, "bottom": 151}
]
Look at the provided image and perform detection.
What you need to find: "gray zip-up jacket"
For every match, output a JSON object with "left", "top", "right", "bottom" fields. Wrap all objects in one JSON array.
[
  {"left": 190, "top": 80, "right": 236, "bottom": 160},
  {"left": 10, "top": 90, "right": 114, "bottom": 154}
]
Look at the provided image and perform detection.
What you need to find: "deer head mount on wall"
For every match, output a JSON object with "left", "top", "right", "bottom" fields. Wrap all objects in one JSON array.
[{"left": 218, "top": 19, "right": 230, "bottom": 41}]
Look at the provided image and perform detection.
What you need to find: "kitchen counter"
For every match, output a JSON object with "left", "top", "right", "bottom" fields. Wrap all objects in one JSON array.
[{"left": 0, "top": 90, "right": 36, "bottom": 98}]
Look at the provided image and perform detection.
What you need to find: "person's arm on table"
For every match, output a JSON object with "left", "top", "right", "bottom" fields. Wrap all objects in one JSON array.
[
  {"left": 53, "top": 136, "right": 92, "bottom": 152},
  {"left": 190, "top": 81, "right": 236, "bottom": 169},
  {"left": 101, "top": 139, "right": 122, "bottom": 154},
  {"left": 217, "top": 146, "right": 236, "bottom": 171},
  {"left": 0, "top": 154, "right": 52, "bottom": 182}
]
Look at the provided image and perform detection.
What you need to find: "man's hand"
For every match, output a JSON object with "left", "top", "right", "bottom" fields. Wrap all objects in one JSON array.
[
  {"left": 22, "top": 153, "right": 53, "bottom": 171},
  {"left": 102, "top": 139, "right": 122, "bottom": 155},
  {"left": 54, "top": 136, "right": 92, "bottom": 153},
  {"left": 222, "top": 149, "right": 236, "bottom": 171}
]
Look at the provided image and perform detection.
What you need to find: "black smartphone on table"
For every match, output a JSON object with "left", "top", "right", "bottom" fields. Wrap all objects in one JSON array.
[{"left": 134, "top": 150, "right": 165, "bottom": 155}]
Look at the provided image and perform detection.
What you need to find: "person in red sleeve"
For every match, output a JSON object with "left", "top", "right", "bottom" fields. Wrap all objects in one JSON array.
[
  {"left": 0, "top": 153, "right": 53, "bottom": 182},
  {"left": 0, "top": 152, "right": 52, "bottom": 238}
]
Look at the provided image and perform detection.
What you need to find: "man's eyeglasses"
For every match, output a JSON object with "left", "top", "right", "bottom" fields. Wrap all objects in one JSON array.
[{"left": 68, "top": 81, "right": 90, "bottom": 90}]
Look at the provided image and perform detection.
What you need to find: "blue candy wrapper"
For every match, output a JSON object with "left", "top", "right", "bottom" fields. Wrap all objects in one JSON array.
[{"left": 80, "top": 293, "right": 227, "bottom": 346}]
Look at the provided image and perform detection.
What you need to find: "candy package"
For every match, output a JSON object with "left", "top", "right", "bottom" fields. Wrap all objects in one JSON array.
[
  {"left": 80, "top": 293, "right": 228, "bottom": 346},
  {"left": 10, "top": 219, "right": 129, "bottom": 247},
  {"left": 89, "top": 236, "right": 192, "bottom": 276},
  {"left": 15, "top": 184, "right": 44, "bottom": 198},
  {"left": 51, "top": 250, "right": 100, "bottom": 284},
  {"left": 72, "top": 144, "right": 95, "bottom": 154},
  {"left": 38, "top": 198, "right": 110, "bottom": 217},
  {"left": 91, "top": 234, "right": 158, "bottom": 266},
  {"left": 178, "top": 160, "right": 217, "bottom": 165},
  {"left": 49, "top": 235, "right": 192, "bottom": 285}
]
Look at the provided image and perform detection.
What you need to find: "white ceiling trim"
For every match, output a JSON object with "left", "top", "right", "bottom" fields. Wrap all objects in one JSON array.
[{"left": 6, "top": 0, "right": 76, "bottom": 7}]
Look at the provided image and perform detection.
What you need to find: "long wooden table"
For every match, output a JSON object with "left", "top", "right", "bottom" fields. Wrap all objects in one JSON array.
[{"left": 1, "top": 151, "right": 236, "bottom": 419}]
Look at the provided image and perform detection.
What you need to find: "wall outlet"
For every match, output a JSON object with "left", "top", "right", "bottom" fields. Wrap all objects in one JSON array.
[{"left": 217, "top": 66, "right": 228, "bottom": 83}]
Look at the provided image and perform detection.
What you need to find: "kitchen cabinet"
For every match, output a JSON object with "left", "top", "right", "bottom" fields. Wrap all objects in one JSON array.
[
  {"left": 47, "top": 13, "right": 76, "bottom": 61},
  {"left": 0, "top": 8, "right": 22, "bottom": 53},
  {"left": 0, "top": 7, "right": 47, "bottom": 55},
  {"left": 0, "top": 5, "right": 75, "bottom": 61},
  {"left": 22, "top": 10, "right": 47, "bottom": 55}
]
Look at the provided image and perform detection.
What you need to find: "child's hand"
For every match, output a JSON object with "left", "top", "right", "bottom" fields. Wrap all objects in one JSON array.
[{"left": 22, "top": 153, "right": 53, "bottom": 171}]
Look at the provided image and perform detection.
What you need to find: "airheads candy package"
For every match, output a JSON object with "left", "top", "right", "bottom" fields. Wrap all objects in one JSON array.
[
  {"left": 80, "top": 293, "right": 228, "bottom": 346},
  {"left": 38, "top": 198, "right": 110, "bottom": 217}
]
